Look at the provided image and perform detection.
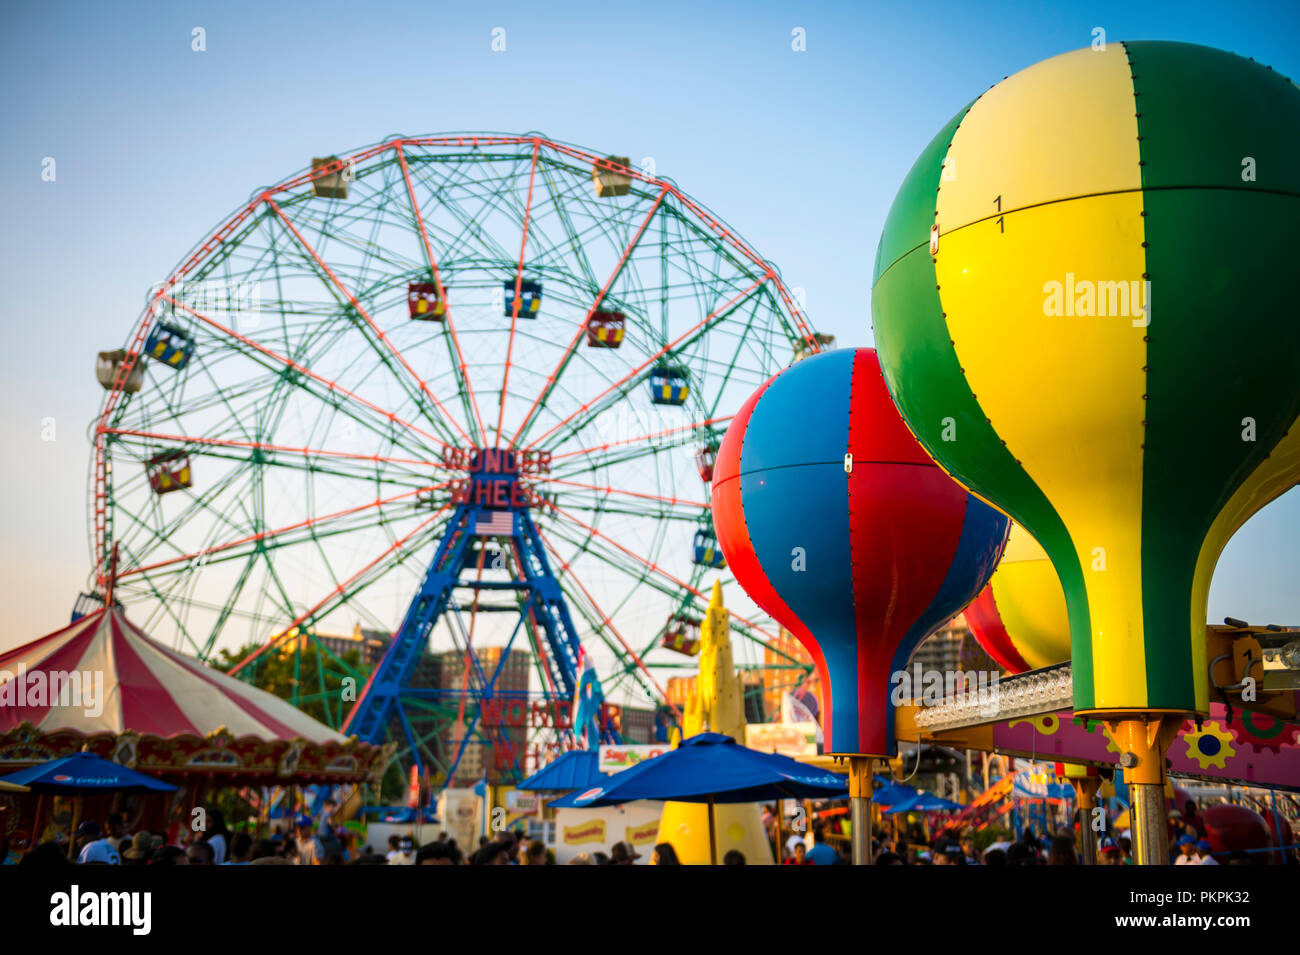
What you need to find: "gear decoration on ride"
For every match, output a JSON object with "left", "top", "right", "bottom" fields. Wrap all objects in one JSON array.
[
  {"left": 871, "top": 42, "right": 1300, "bottom": 717},
  {"left": 1180, "top": 721, "right": 1237, "bottom": 771},
  {"left": 711, "top": 348, "right": 1009, "bottom": 756},
  {"left": 1232, "top": 710, "right": 1300, "bottom": 754},
  {"left": 964, "top": 522, "right": 1071, "bottom": 673},
  {"left": 88, "top": 133, "right": 823, "bottom": 780},
  {"left": 1007, "top": 714, "right": 1060, "bottom": 735},
  {"left": 1182, "top": 709, "right": 1300, "bottom": 755}
]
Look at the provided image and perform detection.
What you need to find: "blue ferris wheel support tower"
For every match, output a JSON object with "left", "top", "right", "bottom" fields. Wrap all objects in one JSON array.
[{"left": 343, "top": 447, "right": 616, "bottom": 783}]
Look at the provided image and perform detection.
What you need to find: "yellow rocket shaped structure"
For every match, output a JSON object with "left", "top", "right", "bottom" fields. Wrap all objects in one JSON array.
[{"left": 656, "top": 581, "right": 774, "bottom": 865}]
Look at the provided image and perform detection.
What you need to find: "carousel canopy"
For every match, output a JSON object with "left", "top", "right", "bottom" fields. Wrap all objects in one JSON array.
[{"left": 0, "top": 607, "right": 345, "bottom": 745}]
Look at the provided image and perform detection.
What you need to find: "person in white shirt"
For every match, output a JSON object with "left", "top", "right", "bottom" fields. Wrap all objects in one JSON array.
[
  {"left": 388, "top": 834, "right": 416, "bottom": 865},
  {"left": 384, "top": 834, "right": 403, "bottom": 863},
  {"left": 74, "top": 821, "right": 121, "bottom": 864},
  {"left": 295, "top": 818, "right": 318, "bottom": 865},
  {"left": 78, "top": 838, "right": 122, "bottom": 865},
  {"left": 1195, "top": 840, "right": 1220, "bottom": 865},
  {"left": 1174, "top": 835, "right": 1198, "bottom": 864}
]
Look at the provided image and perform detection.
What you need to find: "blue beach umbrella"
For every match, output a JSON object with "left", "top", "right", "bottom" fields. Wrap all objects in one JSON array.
[{"left": 571, "top": 733, "right": 848, "bottom": 863}]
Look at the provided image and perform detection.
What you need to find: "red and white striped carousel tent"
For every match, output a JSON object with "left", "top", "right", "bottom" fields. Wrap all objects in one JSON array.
[
  {"left": 0, "top": 607, "right": 341, "bottom": 741},
  {"left": 0, "top": 607, "right": 388, "bottom": 785}
]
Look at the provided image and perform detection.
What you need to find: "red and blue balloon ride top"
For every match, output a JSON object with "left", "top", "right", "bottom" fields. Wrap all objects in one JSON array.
[{"left": 712, "top": 348, "right": 1009, "bottom": 756}]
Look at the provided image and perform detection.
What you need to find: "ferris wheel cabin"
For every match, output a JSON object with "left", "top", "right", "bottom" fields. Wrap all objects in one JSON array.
[
  {"left": 143, "top": 322, "right": 194, "bottom": 370},
  {"left": 407, "top": 282, "right": 446, "bottom": 321},
  {"left": 649, "top": 363, "right": 690, "bottom": 405},
  {"left": 504, "top": 279, "right": 542, "bottom": 318},
  {"left": 586, "top": 310, "right": 625, "bottom": 348}
]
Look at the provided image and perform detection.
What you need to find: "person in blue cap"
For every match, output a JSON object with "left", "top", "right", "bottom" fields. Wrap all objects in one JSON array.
[
  {"left": 1195, "top": 840, "right": 1220, "bottom": 866},
  {"left": 1174, "top": 834, "right": 1198, "bottom": 865}
]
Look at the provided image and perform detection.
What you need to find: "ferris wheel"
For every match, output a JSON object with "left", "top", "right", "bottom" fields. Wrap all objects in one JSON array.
[{"left": 88, "top": 133, "right": 823, "bottom": 776}]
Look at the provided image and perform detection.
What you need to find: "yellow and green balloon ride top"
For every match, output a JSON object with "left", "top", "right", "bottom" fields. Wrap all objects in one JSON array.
[{"left": 871, "top": 42, "right": 1300, "bottom": 718}]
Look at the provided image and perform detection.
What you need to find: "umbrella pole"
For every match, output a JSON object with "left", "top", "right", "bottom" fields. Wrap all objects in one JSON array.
[
  {"left": 708, "top": 795, "right": 717, "bottom": 866},
  {"left": 849, "top": 757, "right": 874, "bottom": 866},
  {"left": 774, "top": 799, "right": 782, "bottom": 864},
  {"left": 67, "top": 793, "right": 82, "bottom": 862},
  {"left": 31, "top": 793, "right": 47, "bottom": 850}
]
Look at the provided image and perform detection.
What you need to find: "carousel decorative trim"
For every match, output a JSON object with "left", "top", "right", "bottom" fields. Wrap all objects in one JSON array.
[{"left": 0, "top": 721, "right": 387, "bottom": 784}]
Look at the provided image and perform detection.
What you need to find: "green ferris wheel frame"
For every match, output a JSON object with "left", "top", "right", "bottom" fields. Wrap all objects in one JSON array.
[{"left": 89, "top": 133, "right": 822, "bottom": 750}]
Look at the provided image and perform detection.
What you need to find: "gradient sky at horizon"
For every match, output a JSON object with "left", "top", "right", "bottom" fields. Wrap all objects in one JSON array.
[{"left": 2, "top": 0, "right": 1297, "bottom": 648}]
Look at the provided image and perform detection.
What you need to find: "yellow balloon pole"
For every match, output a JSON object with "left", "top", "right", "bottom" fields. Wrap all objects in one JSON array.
[
  {"left": 1073, "top": 775, "right": 1102, "bottom": 866},
  {"left": 846, "top": 757, "right": 874, "bottom": 866},
  {"left": 1105, "top": 716, "right": 1180, "bottom": 866}
]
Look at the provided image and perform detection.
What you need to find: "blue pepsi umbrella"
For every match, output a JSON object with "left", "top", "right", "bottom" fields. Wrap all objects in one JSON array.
[
  {"left": 545, "top": 789, "right": 593, "bottom": 809},
  {"left": 873, "top": 781, "right": 921, "bottom": 807},
  {"left": 884, "top": 791, "right": 965, "bottom": 814},
  {"left": 0, "top": 751, "right": 176, "bottom": 794},
  {"left": 518, "top": 750, "right": 608, "bottom": 792},
  {"left": 357, "top": 806, "right": 440, "bottom": 824},
  {"left": 1, "top": 751, "right": 176, "bottom": 861},
  {"left": 571, "top": 733, "right": 848, "bottom": 863}
]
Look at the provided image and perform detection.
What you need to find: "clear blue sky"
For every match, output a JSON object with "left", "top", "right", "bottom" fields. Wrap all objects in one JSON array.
[{"left": 2, "top": 0, "right": 1297, "bottom": 641}]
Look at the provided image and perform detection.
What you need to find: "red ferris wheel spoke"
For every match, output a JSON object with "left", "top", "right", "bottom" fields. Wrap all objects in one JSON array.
[
  {"left": 395, "top": 141, "right": 489, "bottom": 446},
  {"left": 523, "top": 274, "right": 771, "bottom": 453},
  {"left": 101, "top": 427, "right": 445, "bottom": 471},
  {"left": 264, "top": 196, "right": 473, "bottom": 447},
  {"left": 163, "top": 294, "right": 452, "bottom": 454},
  {"left": 529, "top": 475, "right": 709, "bottom": 511},
  {"left": 547, "top": 414, "right": 735, "bottom": 465},
  {"left": 546, "top": 502, "right": 779, "bottom": 642},
  {"left": 228, "top": 504, "right": 450, "bottom": 676},
  {"left": 120, "top": 482, "right": 451, "bottom": 579},
  {"left": 496, "top": 139, "right": 542, "bottom": 447},
  {"left": 508, "top": 183, "right": 671, "bottom": 448},
  {"left": 535, "top": 526, "right": 680, "bottom": 720}
]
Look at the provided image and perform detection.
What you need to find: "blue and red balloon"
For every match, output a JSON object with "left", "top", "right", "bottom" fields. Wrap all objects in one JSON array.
[{"left": 712, "top": 348, "right": 1009, "bottom": 756}]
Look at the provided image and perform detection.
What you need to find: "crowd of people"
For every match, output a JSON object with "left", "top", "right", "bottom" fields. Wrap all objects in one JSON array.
[
  {"left": 0, "top": 793, "right": 1267, "bottom": 866},
  {"left": 760, "top": 796, "right": 1257, "bottom": 865},
  {"left": 3, "top": 797, "right": 677, "bottom": 866}
]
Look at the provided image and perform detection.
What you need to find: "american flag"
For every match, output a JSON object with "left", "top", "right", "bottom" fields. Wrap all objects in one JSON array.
[{"left": 474, "top": 510, "right": 514, "bottom": 536}]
